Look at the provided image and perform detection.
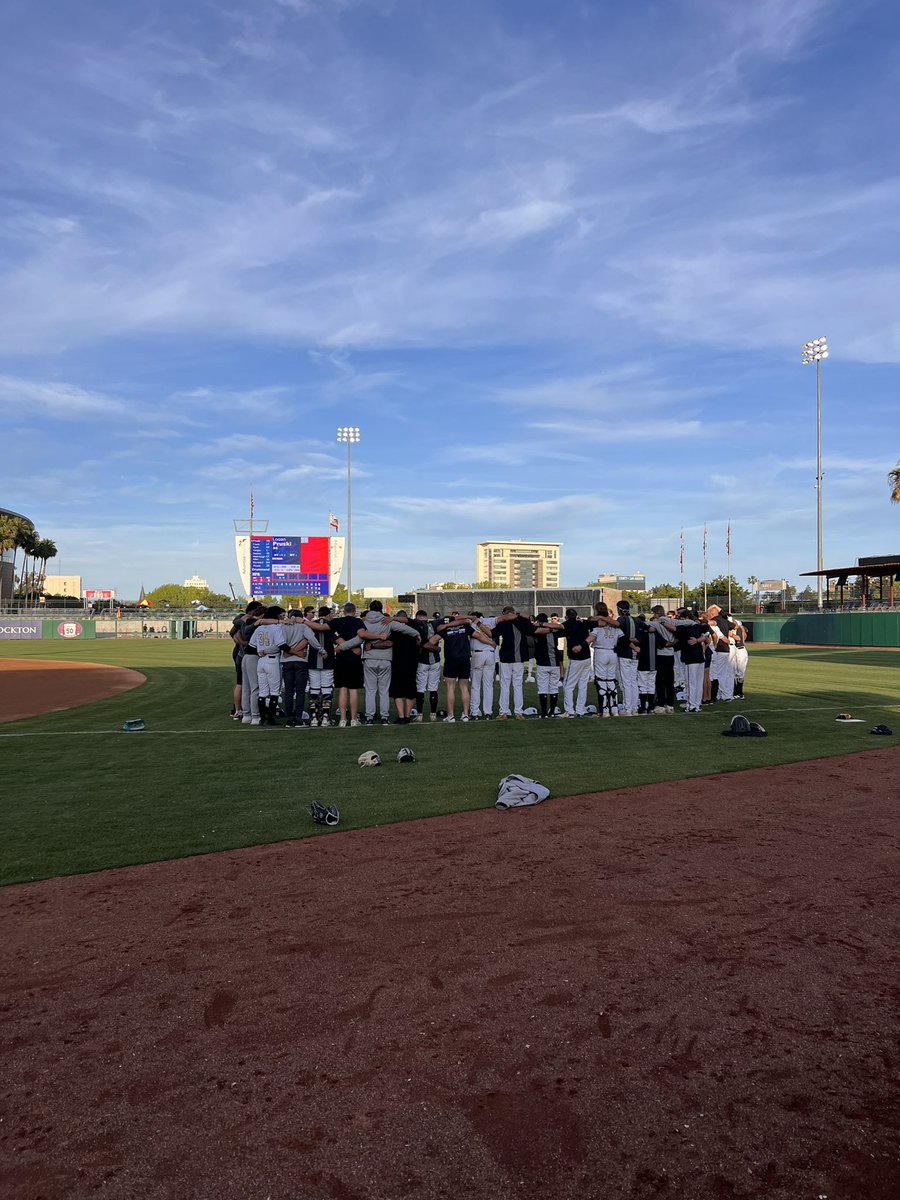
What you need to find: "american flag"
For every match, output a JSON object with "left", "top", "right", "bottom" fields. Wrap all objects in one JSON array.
[
  {"left": 679, "top": 528, "right": 684, "bottom": 572},
  {"left": 726, "top": 520, "right": 731, "bottom": 556},
  {"left": 703, "top": 524, "right": 708, "bottom": 570},
  {"left": 329, "top": 512, "right": 339, "bottom": 532}
]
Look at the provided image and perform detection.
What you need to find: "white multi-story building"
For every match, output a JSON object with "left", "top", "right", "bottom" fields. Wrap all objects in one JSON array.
[
  {"left": 476, "top": 541, "right": 561, "bottom": 589},
  {"left": 183, "top": 575, "right": 209, "bottom": 590}
]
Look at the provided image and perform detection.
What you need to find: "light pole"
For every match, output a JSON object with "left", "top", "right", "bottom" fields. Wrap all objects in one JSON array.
[
  {"left": 802, "top": 337, "right": 828, "bottom": 610},
  {"left": 336, "top": 426, "right": 360, "bottom": 602}
]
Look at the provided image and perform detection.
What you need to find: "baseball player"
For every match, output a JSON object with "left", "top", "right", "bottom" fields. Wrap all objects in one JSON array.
[
  {"left": 561, "top": 609, "right": 593, "bottom": 717},
  {"left": 614, "top": 600, "right": 640, "bottom": 716},
  {"left": 467, "top": 611, "right": 496, "bottom": 720},
  {"left": 729, "top": 615, "right": 749, "bottom": 697},
  {"left": 412, "top": 610, "right": 442, "bottom": 722},
  {"left": 531, "top": 614, "right": 560, "bottom": 718},
  {"left": 587, "top": 603, "right": 621, "bottom": 717},
  {"left": 249, "top": 606, "right": 288, "bottom": 725},
  {"left": 706, "top": 605, "right": 735, "bottom": 702}
]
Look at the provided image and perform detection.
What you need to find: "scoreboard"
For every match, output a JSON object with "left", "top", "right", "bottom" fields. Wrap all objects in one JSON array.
[{"left": 249, "top": 536, "right": 331, "bottom": 596}]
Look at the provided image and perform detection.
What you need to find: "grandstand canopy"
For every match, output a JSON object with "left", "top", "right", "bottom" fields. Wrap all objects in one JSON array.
[{"left": 800, "top": 555, "right": 900, "bottom": 606}]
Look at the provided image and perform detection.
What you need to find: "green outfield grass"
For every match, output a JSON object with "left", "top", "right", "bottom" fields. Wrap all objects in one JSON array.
[{"left": 0, "top": 638, "right": 897, "bottom": 885}]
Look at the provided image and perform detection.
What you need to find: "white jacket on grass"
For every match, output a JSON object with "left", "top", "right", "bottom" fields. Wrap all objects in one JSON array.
[{"left": 495, "top": 774, "right": 550, "bottom": 809}]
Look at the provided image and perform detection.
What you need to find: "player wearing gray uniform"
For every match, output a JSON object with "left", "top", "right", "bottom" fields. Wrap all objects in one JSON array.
[
  {"left": 249, "top": 606, "right": 288, "bottom": 726},
  {"left": 340, "top": 601, "right": 420, "bottom": 724},
  {"left": 587, "top": 610, "right": 620, "bottom": 717}
]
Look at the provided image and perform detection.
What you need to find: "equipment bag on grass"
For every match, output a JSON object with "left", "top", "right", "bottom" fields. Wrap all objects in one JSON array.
[{"left": 496, "top": 774, "right": 550, "bottom": 809}]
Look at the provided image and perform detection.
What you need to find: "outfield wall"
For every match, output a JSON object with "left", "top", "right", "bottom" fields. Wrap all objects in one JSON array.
[
  {"left": 746, "top": 612, "right": 900, "bottom": 647},
  {"left": 0, "top": 619, "right": 97, "bottom": 641}
]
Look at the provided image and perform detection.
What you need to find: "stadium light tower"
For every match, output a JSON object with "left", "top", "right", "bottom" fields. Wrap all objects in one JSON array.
[
  {"left": 802, "top": 337, "right": 828, "bottom": 611},
  {"left": 336, "top": 426, "right": 360, "bottom": 601}
]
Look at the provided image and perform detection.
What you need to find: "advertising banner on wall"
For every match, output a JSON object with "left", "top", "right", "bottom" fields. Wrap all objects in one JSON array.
[{"left": 0, "top": 622, "right": 43, "bottom": 640}]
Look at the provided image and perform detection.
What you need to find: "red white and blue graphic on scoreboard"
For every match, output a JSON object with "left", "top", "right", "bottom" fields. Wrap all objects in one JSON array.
[{"left": 250, "top": 536, "right": 330, "bottom": 595}]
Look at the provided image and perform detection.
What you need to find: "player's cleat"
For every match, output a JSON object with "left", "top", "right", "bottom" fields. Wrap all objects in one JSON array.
[
  {"left": 351, "top": 717, "right": 362, "bottom": 727},
  {"left": 338, "top": 718, "right": 347, "bottom": 728},
  {"left": 443, "top": 715, "right": 455, "bottom": 723}
]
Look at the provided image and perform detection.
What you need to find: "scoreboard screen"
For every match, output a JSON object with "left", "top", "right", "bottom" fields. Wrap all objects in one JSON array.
[{"left": 250, "top": 536, "right": 331, "bottom": 596}]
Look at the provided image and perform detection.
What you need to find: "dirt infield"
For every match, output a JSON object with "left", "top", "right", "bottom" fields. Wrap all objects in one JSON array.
[
  {"left": 0, "top": 660, "right": 145, "bottom": 723},
  {"left": 1, "top": 748, "right": 898, "bottom": 1200}
]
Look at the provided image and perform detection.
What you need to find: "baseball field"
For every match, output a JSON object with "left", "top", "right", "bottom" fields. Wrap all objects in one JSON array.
[{"left": 0, "top": 640, "right": 897, "bottom": 1199}]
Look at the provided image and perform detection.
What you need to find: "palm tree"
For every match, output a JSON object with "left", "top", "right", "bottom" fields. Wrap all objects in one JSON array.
[
  {"left": 890, "top": 463, "right": 900, "bottom": 504},
  {"left": 0, "top": 516, "right": 34, "bottom": 603},
  {"left": 31, "top": 540, "right": 58, "bottom": 604},
  {"left": 34, "top": 538, "right": 58, "bottom": 600},
  {"left": 18, "top": 525, "right": 39, "bottom": 606}
]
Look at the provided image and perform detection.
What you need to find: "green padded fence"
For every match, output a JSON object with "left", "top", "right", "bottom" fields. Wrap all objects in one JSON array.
[{"left": 745, "top": 612, "right": 900, "bottom": 647}]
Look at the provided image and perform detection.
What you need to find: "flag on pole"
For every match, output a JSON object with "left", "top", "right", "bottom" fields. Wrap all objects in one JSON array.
[
  {"left": 726, "top": 520, "right": 731, "bottom": 556},
  {"left": 679, "top": 528, "right": 684, "bottom": 573},
  {"left": 329, "top": 512, "right": 339, "bottom": 533},
  {"left": 703, "top": 524, "right": 708, "bottom": 570},
  {"left": 250, "top": 489, "right": 255, "bottom": 520}
]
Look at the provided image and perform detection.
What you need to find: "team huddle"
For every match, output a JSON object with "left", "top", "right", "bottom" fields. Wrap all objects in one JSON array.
[{"left": 230, "top": 598, "right": 749, "bottom": 727}]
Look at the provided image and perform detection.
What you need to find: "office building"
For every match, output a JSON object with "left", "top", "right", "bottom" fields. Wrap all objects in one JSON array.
[{"left": 476, "top": 541, "right": 561, "bottom": 589}]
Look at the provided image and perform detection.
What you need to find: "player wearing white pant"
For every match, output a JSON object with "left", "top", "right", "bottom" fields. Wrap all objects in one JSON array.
[
  {"left": 587, "top": 607, "right": 620, "bottom": 717},
  {"left": 531, "top": 614, "right": 560, "bottom": 718},
  {"left": 729, "top": 617, "right": 749, "bottom": 698},
  {"left": 672, "top": 612, "right": 708, "bottom": 712},
  {"left": 412, "top": 611, "right": 442, "bottom": 722},
  {"left": 613, "top": 601, "right": 640, "bottom": 715},
  {"left": 468, "top": 612, "right": 496, "bottom": 719},
  {"left": 493, "top": 607, "right": 533, "bottom": 719},
  {"left": 561, "top": 609, "right": 593, "bottom": 716},
  {"left": 706, "top": 606, "right": 735, "bottom": 702}
]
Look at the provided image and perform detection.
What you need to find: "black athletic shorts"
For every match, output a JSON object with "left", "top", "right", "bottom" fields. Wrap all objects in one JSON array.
[
  {"left": 334, "top": 654, "right": 364, "bottom": 689},
  {"left": 443, "top": 658, "right": 471, "bottom": 680}
]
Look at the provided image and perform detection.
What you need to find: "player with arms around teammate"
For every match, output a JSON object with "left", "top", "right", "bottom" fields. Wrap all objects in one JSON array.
[
  {"left": 330, "top": 603, "right": 366, "bottom": 727},
  {"left": 531, "top": 614, "right": 560, "bottom": 718},
  {"left": 587, "top": 602, "right": 621, "bottom": 717},
  {"left": 561, "top": 609, "right": 594, "bottom": 718},
  {"left": 435, "top": 611, "right": 473, "bottom": 722},
  {"left": 467, "top": 611, "right": 496, "bottom": 720},
  {"left": 614, "top": 600, "right": 640, "bottom": 717},
  {"left": 412, "top": 609, "right": 442, "bottom": 723},
  {"left": 280, "top": 610, "right": 323, "bottom": 727},
  {"left": 249, "top": 606, "right": 288, "bottom": 726},
  {"left": 493, "top": 607, "right": 534, "bottom": 720}
]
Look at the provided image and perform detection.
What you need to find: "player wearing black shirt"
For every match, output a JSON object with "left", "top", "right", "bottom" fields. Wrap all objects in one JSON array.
[{"left": 330, "top": 604, "right": 365, "bottom": 726}]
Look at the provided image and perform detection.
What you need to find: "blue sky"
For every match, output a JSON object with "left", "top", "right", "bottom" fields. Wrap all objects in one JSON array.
[{"left": 2, "top": 0, "right": 898, "bottom": 599}]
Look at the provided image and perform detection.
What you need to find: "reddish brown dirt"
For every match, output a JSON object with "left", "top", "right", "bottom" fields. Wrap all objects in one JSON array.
[
  {"left": 1, "top": 749, "right": 898, "bottom": 1200},
  {"left": 0, "top": 661, "right": 145, "bottom": 723}
]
